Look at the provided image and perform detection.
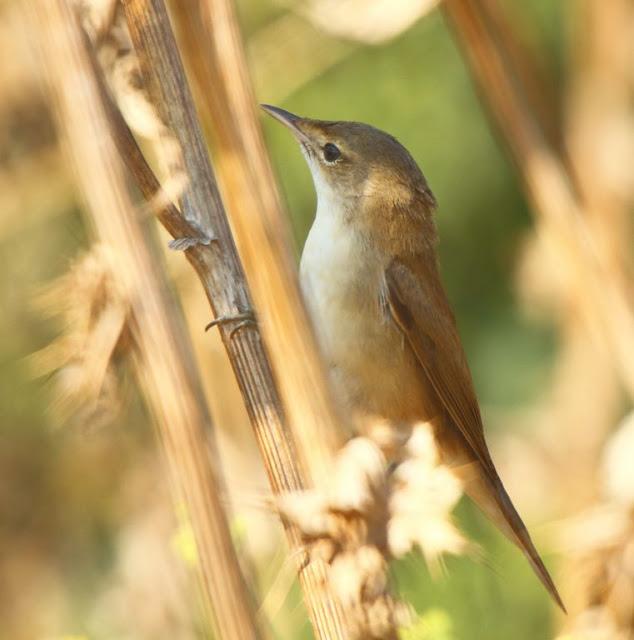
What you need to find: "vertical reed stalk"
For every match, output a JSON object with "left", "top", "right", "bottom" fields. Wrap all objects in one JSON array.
[
  {"left": 118, "top": 0, "right": 350, "bottom": 636},
  {"left": 442, "top": 0, "right": 634, "bottom": 398},
  {"left": 476, "top": 0, "right": 561, "bottom": 150},
  {"left": 169, "top": 0, "right": 346, "bottom": 481},
  {"left": 32, "top": 2, "right": 261, "bottom": 638}
]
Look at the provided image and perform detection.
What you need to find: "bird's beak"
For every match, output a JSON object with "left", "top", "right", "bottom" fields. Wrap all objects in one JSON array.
[{"left": 260, "top": 104, "right": 311, "bottom": 145}]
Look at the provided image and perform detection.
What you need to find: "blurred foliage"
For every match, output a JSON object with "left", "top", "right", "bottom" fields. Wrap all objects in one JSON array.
[
  {"left": 0, "top": 0, "right": 577, "bottom": 638},
  {"left": 400, "top": 608, "right": 455, "bottom": 640}
]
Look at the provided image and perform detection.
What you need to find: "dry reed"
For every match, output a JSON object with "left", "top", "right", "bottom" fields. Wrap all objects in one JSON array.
[
  {"left": 169, "top": 0, "right": 345, "bottom": 481},
  {"left": 31, "top": 2, "right": 262, "bottom": 637},
  {"left": 443, "top": 2, "right": 634, "bottom": 636},
  {"left": 442, "top": 0, "right": 634, "bottom": 399},
  {"left": 29, "top": 245, "right": 129, "bottom": 429},
  {"left": 118, "top": 0, "right": 352, "bottom": 635}
]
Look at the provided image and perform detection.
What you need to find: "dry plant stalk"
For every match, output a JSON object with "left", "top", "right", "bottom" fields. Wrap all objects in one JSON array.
[
  {"left": 566, "top": 0, "right": 634, "bottom": 290},
  {"left": 551, "top": 0, "right": 634, "bottom": 624},
  {"left": 117, "top": 0, "right": 353, "bottom": 636},
  {"left": 442, "top": 0, "right": 634, "bottom": 399},
  {"left": 442, "top": 5, "right": 634, "bottom": 633},
  {"left": 476, "top": 0, "right": 561, "bottom": 151},
  {"left": 105, "top": 86, "right": 405, "bottom": 639},
  {"left": 31, "top": 2, "right": 262, "bottom": 638},
  {"left": 510, "top": 0, "right": 632, "bottom": 508},
  {"left": 169, "top": 0, "right": 345, "bottom": 483}
]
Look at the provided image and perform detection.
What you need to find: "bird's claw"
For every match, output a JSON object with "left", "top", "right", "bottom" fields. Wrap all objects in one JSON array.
[
  {"left": 169, "top": 219, "right": 216, "bottom": 250},
  {"left": 168, "top": 234, "right": 215, "bottom": 251},
  {"left": 205, "top": 310, "right": 256, "bottom": 338}
]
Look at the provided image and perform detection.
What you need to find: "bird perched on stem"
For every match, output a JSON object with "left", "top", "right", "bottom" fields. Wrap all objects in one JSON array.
[{"left": 262, "top": 104, "right": 564, "bottom": 611}]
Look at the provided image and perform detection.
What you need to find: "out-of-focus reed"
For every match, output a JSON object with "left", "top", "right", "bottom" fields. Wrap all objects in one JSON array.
[{"left": 30, "top": 2, "right": 261, "bottom": 637}]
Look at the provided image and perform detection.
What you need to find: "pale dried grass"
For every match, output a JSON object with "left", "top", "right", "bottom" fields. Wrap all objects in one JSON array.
[
  {"left": 279, "top": 423, "right": 469, "bottom": 638},
  {"left": 30, "top": 245, "right": 129, "bottom": 428}
]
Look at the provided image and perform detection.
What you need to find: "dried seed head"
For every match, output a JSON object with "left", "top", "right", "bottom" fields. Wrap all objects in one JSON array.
[
  {"left": 388, "top": 422, "right": 469, "bottom": 563},
  {"left": 557, "top": 412, "right": 634, "bottom": 637},
  {"left": 276, "top": 437, "right": 401, "bottom": 638},
  {"left": 30, "top": 245, "right": 130, "bottom": 429},
  {"left": 277, "top": 428, "right": 468, "bottom": 638},
  {"left": 277, "top": 491, "right": 337, "bottom": 539},
  {"left": 328, "top": 437, "right": 387, "bottom": 514}
]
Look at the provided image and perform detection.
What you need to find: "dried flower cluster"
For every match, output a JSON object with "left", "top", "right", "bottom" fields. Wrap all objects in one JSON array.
[
  {"left": 557, "top": 412, "right": 634, "bottom": 640},
  {"left": 75, "top": 0, "right": 186, "bottom": 212},
  {"left": 304, "top": 0, "right": 440, "bottom": 45},
  {"left": 279, "top": 437, "right": 402, "bottom": 639},
  {"left": 279, "top": 423, "right": 468, "bottom": 638},
  {"left": 388, "top": 422, "right": 471, "bottom": 567},
  {"left": 30, "top": 245, "right": 129, "bottom": 428}
]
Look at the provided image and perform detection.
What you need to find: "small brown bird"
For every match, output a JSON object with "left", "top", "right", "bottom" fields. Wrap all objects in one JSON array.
[{"left": 262, "top": 104, "right": 564, "bottom": 610}]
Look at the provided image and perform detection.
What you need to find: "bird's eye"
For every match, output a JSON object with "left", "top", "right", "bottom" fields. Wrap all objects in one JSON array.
[{"left": 322, "top": 143, "right": 341, "bottom": 163}]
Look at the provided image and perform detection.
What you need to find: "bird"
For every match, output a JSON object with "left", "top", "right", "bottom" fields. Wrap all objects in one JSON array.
[{"left": 261, "top": 103, "right": 564, "bottom": 611}]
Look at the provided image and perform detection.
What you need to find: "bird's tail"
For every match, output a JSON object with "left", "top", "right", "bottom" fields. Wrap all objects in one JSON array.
[{"left": 461, "top": 464, "right": 566, "bottom": 612}]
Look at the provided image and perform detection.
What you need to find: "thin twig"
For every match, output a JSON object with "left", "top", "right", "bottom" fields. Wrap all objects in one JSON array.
[{"left": 31, "top": 2, "right": 262, "bottom": 638}]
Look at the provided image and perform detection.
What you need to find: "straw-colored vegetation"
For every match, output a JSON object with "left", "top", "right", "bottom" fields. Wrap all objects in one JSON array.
[{"left": 1, "top": 0, "right": 632, "bottom": 638}]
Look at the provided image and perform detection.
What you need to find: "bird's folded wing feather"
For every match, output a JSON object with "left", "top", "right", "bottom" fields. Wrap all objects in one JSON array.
[
  {"left": 384, "top": 258, "right": 567, "bottom": 611},
  {"left": 383, "top": 257, "right": 497, "bottom": 478}
]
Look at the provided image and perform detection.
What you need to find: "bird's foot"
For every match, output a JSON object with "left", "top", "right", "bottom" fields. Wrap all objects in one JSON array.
[
  {"left": 205, "top": 310, "right": 256, "bottom": 338},
  {"left": 168, "top": 218, "right": 216, "bottom": 250}
]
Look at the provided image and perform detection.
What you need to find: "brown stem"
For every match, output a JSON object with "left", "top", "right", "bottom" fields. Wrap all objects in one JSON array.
[
  {"left": 115, "top": 0, "right": 351, "bottom": 636},
  {"left": 31, "top": 2, "right": 262, "bottom": 638},
  {"left": 172, "top": 0, "right": 346, "bottom": 484},
  {"left": 476, "top": 0, "right": 562, "bottom": 152},
  {"left": 442, "top": 0, "right": 634, "bottom": 398}
]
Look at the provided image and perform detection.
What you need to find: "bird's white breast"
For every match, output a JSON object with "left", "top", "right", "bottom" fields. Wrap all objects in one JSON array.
[{"left": 300, "top": 194, "right": 431, "bottom": 422}]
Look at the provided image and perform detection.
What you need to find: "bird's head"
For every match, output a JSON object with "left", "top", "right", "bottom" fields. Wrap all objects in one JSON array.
[
  {"left": 262, "top": 105, "right": 437, "bottom": 251},
  {"left": 262, "top": 104, "right": 436, "bottom": 207}
]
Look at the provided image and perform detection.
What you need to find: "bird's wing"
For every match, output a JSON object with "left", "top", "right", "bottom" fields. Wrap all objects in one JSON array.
[
  {"left": 384, "top": 257, "right": 566, "bottom": 611},
  {"left": 383, "top": 257, "right": 496, "bottom": 478}
]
